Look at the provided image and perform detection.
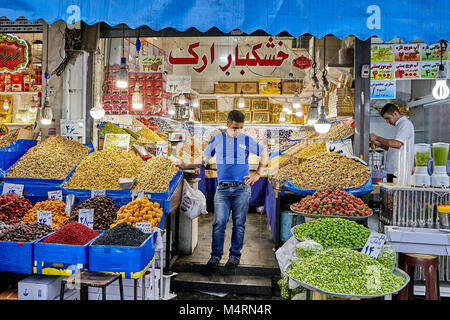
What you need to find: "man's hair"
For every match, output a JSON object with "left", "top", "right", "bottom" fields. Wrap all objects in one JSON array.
[
  {"left": 380, "top": 103, "right": 400, "bottom": 117},
  {"left": 227, "top": 110, "right": 245, "bottom": 123}
]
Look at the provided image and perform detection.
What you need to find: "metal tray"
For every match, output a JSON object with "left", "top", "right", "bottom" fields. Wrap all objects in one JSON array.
[
  {"left": 283, "top": 263, "right": 410, "bottom": 299},
  {"left": 290, "top": 205, "right": 373, "bottom": 220}
]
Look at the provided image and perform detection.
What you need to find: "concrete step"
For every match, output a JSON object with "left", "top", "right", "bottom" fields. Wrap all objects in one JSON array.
[{"left": 171, "top": 271, "right": 273, "bottom": 296}]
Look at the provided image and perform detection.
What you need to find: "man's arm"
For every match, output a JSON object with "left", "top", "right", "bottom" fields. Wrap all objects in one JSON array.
[
  {"left": 245, "top": 149, "right": 269, "bottom": 186},
  {"left": 371, "top": 133, "right": 403, "bottom": 149}
]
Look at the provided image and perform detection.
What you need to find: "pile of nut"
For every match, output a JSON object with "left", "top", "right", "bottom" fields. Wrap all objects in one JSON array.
[
  {"left": 288, "top": 152, "right": 371, "bottom": 189},
  {"left": 64, "top": 148, "right": 145, "bottom": 190},
  {"left": 133, "top": 156, "right": 178, "bottom": 193},
  {"left": 67, "top": 195, "right": 119, "bottom": 230},
  {"left": 0, "top": 129, "right": 20, "bottom": 149},
  {"left": 294, "top": 142, "right": 327, "bottom": 159},
  {"left": 7, "top": 135, "right": 91, "bottom": 179}
]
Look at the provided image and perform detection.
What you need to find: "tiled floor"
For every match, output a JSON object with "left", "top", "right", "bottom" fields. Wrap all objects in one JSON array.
[{"left": 176, "top": 211, "right": 279, "bottom": 268}]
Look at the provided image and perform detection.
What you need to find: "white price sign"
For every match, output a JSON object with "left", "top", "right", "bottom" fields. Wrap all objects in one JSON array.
[
  {"left": 362, "top": 232, "right": 386, "bottom": 259},
  {"left": 135, "top": 222, "right": 153, "bottom": 234},
  {"left": 131, "top": 190, "right": 145, "bottom": 201},
  {"left": 2, "top": 183, "right": 24, "bottom": 196},
  {"left": 37, "top": 211, "right": 52, "bottom": 228},
  {"left": 48, "top": 190, "right": 63, "bottom": 201},
  {"left": 91, "top": 190, "right": 106, "bottom": 198},
  {"left": 156, "top": 141, "right": 168, "bottom": 157},
  {"left": 78, "top": 209, "right": 94, "bottom": 229}
]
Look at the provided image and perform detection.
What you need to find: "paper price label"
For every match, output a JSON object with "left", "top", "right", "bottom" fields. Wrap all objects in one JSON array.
[
  {"left": 132, "top": 190, "right": 145, "bottom": 201},
  {"left": 156, "top": 141, "right": 168, "bottom": 157},
  {"left": 78, "top": 209, "right": 94, "bottom": 229},
  {"left": 37, "top": 211, "right": 52, "bottom": 228},
  {"left": 91, "top": 189, "right": 106, "bottom": 198},
  {"left": 2, "top": 183, "right": 24, "bottom": 196},
  {"left": 362, "top": 232, "right": 386, "bottom": 259},
  {"left": 135, "top": 222, "right": 153, "bottom": 234},
  {"left": 48, "top": 190, "right": 63, "bottom": 201}
]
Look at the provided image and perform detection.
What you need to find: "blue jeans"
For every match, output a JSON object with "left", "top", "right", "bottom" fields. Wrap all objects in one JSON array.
[{"left": 211, "top": 183, "right": 252, "bottom": 261}]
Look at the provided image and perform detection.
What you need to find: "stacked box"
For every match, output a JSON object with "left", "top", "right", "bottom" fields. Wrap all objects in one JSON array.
[{"left": 327, "top": 88, "right": 355, "bottom": 117}]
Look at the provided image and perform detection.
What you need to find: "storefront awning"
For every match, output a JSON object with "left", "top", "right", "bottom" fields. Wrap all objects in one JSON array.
[{"left": 1, "top": 0, "right": 449, "bottom": 44}]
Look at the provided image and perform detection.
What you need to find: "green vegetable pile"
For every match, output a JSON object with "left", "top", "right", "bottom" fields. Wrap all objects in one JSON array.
[
  {"left": 293, "top": 218, "right": 371, "bottom": 249},
  {"left": 295, "top": 239, "right": 323, "bottom": 259},
  {"left": 286, "top": 248, "right": 405, "bottom": 296}
]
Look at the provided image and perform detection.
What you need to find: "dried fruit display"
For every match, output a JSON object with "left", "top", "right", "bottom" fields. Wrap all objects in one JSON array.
[
  {"left": 0, "top": 193, "right": 33, "bottom": 224},
  {"left": 22, "top": 200, "right": 69, "bottom": 229},
  {"left": 92, "top": 222, "right": 150, "bottom": 247},
  {"left": 133, "top": 157, "right": 178, "bottom": 193},
  {"left": 41, "top": 222, "right": 99, "bottom": 245},
  {"left": 67, "top": 195, "right": 118, "bottom": 230},
  {"left": 288, "top": 152, "right": 370, "bottom": 190},
  {"left": 7, "top": 135, "right": 90, "bottom": 180},
  {"left": 64, "top": 148, "right": 145, "bottom": 190},
  {"left": 110, "top": 197, "right": 163, "bottom": 228},
  {"left": 0, "top": 223, "right": 52, "bottom": 242}
]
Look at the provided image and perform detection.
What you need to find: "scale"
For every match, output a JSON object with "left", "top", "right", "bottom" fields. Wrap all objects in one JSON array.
[
  {"left": 431, "top": 142, "right": 449, "bottom": 188},
  {"left": 168, "top": 131, "right": 186, "bottom": 157},
  {"left": 412, "top": 143, "right": 431, "bottom": 187}
]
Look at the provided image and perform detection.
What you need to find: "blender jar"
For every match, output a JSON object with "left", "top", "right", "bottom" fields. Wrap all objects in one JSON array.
[
  {"left": 432, "top": 142, "right": 449, "bottom": 166},
  {"left": 415, "top": 143, "right": 431, "bottom": 167}
]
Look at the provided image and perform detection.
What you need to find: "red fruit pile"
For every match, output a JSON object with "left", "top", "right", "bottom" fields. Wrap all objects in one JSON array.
[
  {"left": 0, "top": 193, "right": 34, "bottom": 224},
  {"left": 41, "top": 222, "right": 100, "bottom": 245},
  {"left": 291, "top": 185, "right": 372, "bottom": 217}
]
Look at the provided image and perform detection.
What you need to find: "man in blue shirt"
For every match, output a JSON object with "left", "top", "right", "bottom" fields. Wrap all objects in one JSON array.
[{"left": 177, "top": 110, "right": 269, "bottom": 272}]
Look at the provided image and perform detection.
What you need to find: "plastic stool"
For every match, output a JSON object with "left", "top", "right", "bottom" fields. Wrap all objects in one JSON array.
[{"left": 397, "top": 253, "right": 440, "bottom": 300}]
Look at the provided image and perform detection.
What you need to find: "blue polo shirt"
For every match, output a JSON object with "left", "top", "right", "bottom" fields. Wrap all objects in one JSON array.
[{"left": 204, "top": 132, "right": 264, "bottom": 183}]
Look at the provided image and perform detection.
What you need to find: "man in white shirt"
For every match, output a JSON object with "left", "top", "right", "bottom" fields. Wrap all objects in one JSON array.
[{"left": 370, "top": 103, "right": 415, "bottom": 182}]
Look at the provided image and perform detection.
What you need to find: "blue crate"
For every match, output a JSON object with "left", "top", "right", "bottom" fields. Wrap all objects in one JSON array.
[
  {"left": 33, "top": 230, "right": 101, "bottom": 276},
  {"left": 0, "top": 140, "right": 37, "bottom": 178},
  {"left": 0, "top": 182, "right": 67, "bottom": 205},
  {"left": 88, "top": 232, "right": 156, "bottom": 279}
]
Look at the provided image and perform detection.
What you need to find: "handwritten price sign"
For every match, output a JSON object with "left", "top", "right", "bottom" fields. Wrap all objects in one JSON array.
[
  {"left": 140, "top": 56, "right": 164, "bottom": 73},
  {"left": 103, "top": 134, "right": 130, "bottom": 152},
  {"left": 37, "top": 211, "right": 52, "bottom": 228},
  {"left": 91, "top": 189, "right": 106, "bottom": 198},
  {"left": 362, "top": 232, "right": 386, "bottom": 259},
  {"left": 394, "top": 44, "right": 421, "bottom": 62},
  {"left": 2, "top": 183, "right": 24, "bottom": 196},
  {"left": 135, "top": 222, "right": 153, "bottom": 234},
  {"left": 370, "top": 80, "right": 396, "bottom": 99},
  {"left": 370, "top": 63, "right": 394, "bottom": 80},
  {"left": 78, "top": 209, "right": 94, "bottom": 229},
  {"left": 48, "top": 190, "right": 63, "bottom": 201}
]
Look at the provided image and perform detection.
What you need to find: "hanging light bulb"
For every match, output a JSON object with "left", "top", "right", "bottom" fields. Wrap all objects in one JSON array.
[
  {"left": 295, "top": 109, "right": 303, "bottom": 117},
  {"left": 2, "top": 98, "right": 9, "bottom": 110},
  {"left": 40, "top": 98, "right": 53, "bottom": 125},
  {"left": 432, "top": 64, "right": 449, "bottom": 100},
  {"left": 178, "top": 93, "right": 186, "bottom": 105},
  {"left": 192, "top": 98, "right": 199, "bottom": 108},
  {"left": 282, "top": 102, "right": 291, "bottom": 113},
  {"left": 116, "top": 57, "right": 128, "bottom": 89},
  {"left": 314, "top": 105, "right": 331, "bottom": 134},
  {"left": 168, "top": 106, "right": 176, "bottom": 116},
  {"left": 132, "top": 83, "right": 143, "bottom": 110},
  {"left": 292, "top": 89, "right": 301, "bottom": 109},
  {"left": 238, "top": 90, "right": 245, "bottom": 108},
  {"left": 279, "top": 112, "right": 286, "bottom": 122},
  {"left": 286, "top": 106, "right": 294, "bottom": 115},
  {"left": 90, "top": 95, "right": 105, "bottom": 119},
  {"left": 307, "top": 96, "right": 319, "bottom": 125}
]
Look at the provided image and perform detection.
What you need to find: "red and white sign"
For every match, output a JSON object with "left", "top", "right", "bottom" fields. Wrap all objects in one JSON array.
[{"left": 0, "top": 33, "right": 29, "bottom": 73}]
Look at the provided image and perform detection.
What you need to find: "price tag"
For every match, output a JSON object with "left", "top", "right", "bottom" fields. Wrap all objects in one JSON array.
[
  {"left": 91, "top": 190, "right": 106, "bottom": 198},
  {"left": 135, "top": 222, "right": 153, "bottom": 234},
  {"left": 78, "top": 209, "right": 94, "bottom": 229},
  {"left": 156, "top": 141, "right": 168, "bottom": 157},
  {"left": 48, "top": 190, "right": 63, "bottom": 201},
  {"left": 131, "top": 190, "right": 145, "bottom": 201},
  {"left": 2, "top": 183, "right": 24, "bottom": 196},
  {"left": 362, "top": 232, "right": 386, "bottom": 259},
  {"left": 37, "top": 211, "right": 52, "bottom": 228}
]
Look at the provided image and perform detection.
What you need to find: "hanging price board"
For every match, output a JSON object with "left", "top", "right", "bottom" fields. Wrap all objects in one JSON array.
[
  {"left": 362, "top": 232, "right": 386, "bottom": 259},
  {"left": 2, "top": 183, "right": 24, "bottom": 196},
  {"left": 48, "top": 190, "right": 63, "bottom": 201},
  {"left": 135, "top": 222, "right": 153, "bottom": 234},
  {"left": 37, "top": 211, "right": 52, "bottom": 228},
  {"left": 104, "top": 134, "right": 130, "bottom": 151},
  {"left": 78, "top": 209, "right": 94, "bottom": 229}
]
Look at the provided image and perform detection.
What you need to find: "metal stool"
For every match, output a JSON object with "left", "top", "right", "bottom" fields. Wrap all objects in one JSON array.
[
  {"left": 397, "top": 253, "right": 440, "bottom": 300},
  {"left": 60, "top": 271, "right": 124, "bottom": 300}
]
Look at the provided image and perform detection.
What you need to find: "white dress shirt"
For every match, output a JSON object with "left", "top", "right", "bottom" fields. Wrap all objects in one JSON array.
[{"left": 385, "top": 116, "right": 415, "bottom": 175}]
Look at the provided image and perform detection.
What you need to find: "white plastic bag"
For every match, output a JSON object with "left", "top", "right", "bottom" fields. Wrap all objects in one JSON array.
[{"left": 180, "top": 179, "right": 208, "bottom": 219}]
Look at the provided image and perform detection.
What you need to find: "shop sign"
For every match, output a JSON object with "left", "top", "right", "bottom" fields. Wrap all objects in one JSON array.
[
  {"left": 370, "top": 80, "right": 396, "bottom": 99},
  {"left": 292, "top": 55, "right": 311, "bottom": 70},
  {"left": 168, "top": 37, "right": 290, "bottom": 75},
  {"left": 140, "top": 56, "right": 164, "bottom": 73},
  {"left": 362, "top": 232, "right": 386, "bottom": 259},
  {"left": 0, "top": 33, "right": 29, "bottom": 73},
  {"left": 103, "top": 133, "right": 130, "bottom": 151}
]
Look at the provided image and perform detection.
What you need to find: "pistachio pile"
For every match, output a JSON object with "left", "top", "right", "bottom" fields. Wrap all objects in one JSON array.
[
  {"left": 133, "top": 156, "right": 178, "bottom": 193},
  {"left": 294, "top": 142, "right": 327, "bottom": 159},
  {"left": 288, "top": 152, "right": 370, "bottom": 190},
  {"left": 7, "top": 135, "right": 90, "bottom": 179},
  {"left": 0, "top": 129, "right": 20, "bottom": 149},
  {"left": 286, "top": 248, "right": 405, "bottom": 296},
  {"left": 64, "top": 148, "right": 145, "bottom": 190}
]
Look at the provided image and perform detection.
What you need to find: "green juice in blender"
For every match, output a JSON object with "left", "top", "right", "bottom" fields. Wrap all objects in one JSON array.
[{"left": 433, "top": 143, "right": 449, "bottom": 166}]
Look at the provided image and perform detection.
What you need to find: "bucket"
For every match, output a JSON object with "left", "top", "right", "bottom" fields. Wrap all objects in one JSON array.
[{"left": 280, "top": 210, "right": 305, "bottom": 242}]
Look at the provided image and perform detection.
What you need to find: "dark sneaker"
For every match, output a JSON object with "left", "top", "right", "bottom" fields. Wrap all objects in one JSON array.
[
  {"left": 203, "top": 257, "right": 220, "bottom": 275},
  {"left": 225, "top": 256, "right": 240, "bottom": 269}
]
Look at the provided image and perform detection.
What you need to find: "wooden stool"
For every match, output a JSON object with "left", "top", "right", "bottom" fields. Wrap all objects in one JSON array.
[
  {"left": 397, "top": 253, "right": 440, "bottom": 300},
  {"left": 60, "top": 271, "right": 124, "bottom": 300}
]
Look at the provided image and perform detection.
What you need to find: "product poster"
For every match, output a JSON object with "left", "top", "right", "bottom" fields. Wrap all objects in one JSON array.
[
  {"left": 140, "top": 56, "right": 164, "bottom": 73},
  {"left": 370, "top": 44, "right": 394, "bottom": 62},
  {"left": 394, "top": 44, "right": 421, "bottom": 61},
  {"left": 420, "top": 43, "right": 448, "bottom": 61},
  {"left": 370, "top": 62, "right": 394, "bottom": 80},
  {"left": 258, "top": 78, "right": 281, "bottom": 95},
  {"left": 394, "top": 61, "right": 421, "bottom": 79},
  {"left": 421, "top": 61, "right": 447, "bottom": 79},
  {"left": 370, "top": 80, "right": 396, "bottom": 99}
]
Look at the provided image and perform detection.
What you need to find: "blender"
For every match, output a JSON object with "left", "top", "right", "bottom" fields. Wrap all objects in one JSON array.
[
  {"left": 431, "top": 142, "right": 449, "bottom": 187},
  {"left": 412, "top": 143, "right": 431, "bottom": 186}
]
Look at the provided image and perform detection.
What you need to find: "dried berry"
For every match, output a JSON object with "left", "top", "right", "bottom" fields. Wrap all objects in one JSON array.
[
  {"left": 92, "top": 222, "right": 149, "bottom": 247},
  {"left": 67, "top": 195, "right": 118, "bottom": 230},
  {"left": 41, "top": 222, "right": 99, "bottom": 245}
]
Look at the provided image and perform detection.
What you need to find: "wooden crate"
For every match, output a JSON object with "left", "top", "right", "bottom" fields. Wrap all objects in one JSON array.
[
  {"left": 236, "top": 81, "right": 259, "bottom": 94},
  {"left": 214, "top": 82, "right": 236, "bottom": 94},
  {"left": 200, "top": 99, "right": 217, "bottom": 112}
]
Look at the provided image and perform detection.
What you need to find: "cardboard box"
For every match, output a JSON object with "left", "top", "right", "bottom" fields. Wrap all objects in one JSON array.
[{"left": 18, "top": 275, "right": 62, "bottom": 300}]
